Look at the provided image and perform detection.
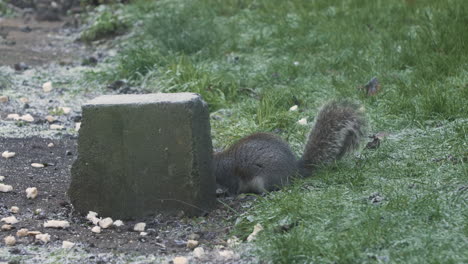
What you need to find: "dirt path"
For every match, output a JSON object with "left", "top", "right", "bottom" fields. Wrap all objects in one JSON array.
[{"left": 0, "top": 16, "right": 84, "bottom": 66}]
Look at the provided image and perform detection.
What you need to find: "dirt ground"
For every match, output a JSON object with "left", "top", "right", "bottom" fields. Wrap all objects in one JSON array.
[
  {"left": 0, "top": 17, "right": 83, "bottom": 66},
  {"left": 0, "top": 11, "right": 255, "bottom": 264},
  {"left": 0, "top": 137, "right": 250, "bottom": 261}
]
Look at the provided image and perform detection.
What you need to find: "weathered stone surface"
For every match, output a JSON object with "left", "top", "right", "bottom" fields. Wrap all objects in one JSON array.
[{"left": 68, "top": 93, "right": 215, "bottom": 219}]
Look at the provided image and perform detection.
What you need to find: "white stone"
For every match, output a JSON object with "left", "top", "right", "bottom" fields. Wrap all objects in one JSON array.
[
  {"left": 10, "top": 206, "right": 19, "bottom": 214},
  {"left": 75, "top": 122, "right": 81, "bottom": 131},
  {"left": 16, "top": 228, "right": 29, "bottom": 237},
  {"left": 172, "top": 256, "right": 188, "bottom": 264},
  {"left": 133, "top": 222, "right": 146, "bottom": 232},
  {"left": 193, "top": 247, "right": 206, "bottom": 259},
  {"left": 47, "top": 143, "right": 54, "bottom": 148},
  {"left": 113, "top": 220, "right": 124, "bottom": 227},
  {"left": 62, "top": 241, "right": 75, "bottom": 249},
  {"left": 20, "top": 114, "right": 34, "bottom": 122},
  {"left": 0, "top": 95, "right": 8, "bottom": 103},
  {"left": 289, "top": 105, "right": 298, "bottom": 111},
  {"left": 4, "top": 235, "right": 15, "bottom": 246},
  {"left": 218, "top": 250, "right": 236, "bottom": 260},
  {"left": 44, "top": 220, "right": 70, "bottom": 229},
  {"left": 26, "top": 187, "right": 38, "bottom": 199},
  {"left": 0, "top": 176, "right": 4, "bottom": 181},
  {"left": 1, "top": 216, "right": 18, "bottom": 225},
  {"left": 140, "top": 232, "right": 148, "bottom": 236},
  {"left": 42, "top": 81, "right": 53, "bottom": 92},
  {"left": 0, "top": 184, "right": 13, "bottom": 193},
  {"left": 60, "top": 107, "right": 72, "bottom": 114},
  {"left": 35, "top": 233, "right": 51, "bottom": 243},
  {"left": 1, "top": 224, "right": 12, "bottom": 231},
  {"left": 45, "top": 115, "right": 56, "bottom": 123},
  {"left": 31, "top": 163, "right": 44, "bottom": 168},
  {"left": 187, "top": 239, "right": 199, "bottom": 249},
  {"left": 6, "top": 114, "right": 20, "bottom": 120},
  {"left": 50, "top": 124, "right": 64, "bottom": 130},
  {"left": 34, "top": 209, "right": 42, "bottom": 215},
  {"left": 227, "top": 236, "right": 241, "bottom": 247},
  {"left": 27, "top": 230, "right": 41, "bottom": 236},
  {"left": 2, "top": 151, "right": 15, "bottom": 159},
  {"left": 297, "top": 117, "right": 308, "bottom": 125},
  {"left": 19, "top": 97, "right": 29, "bottom": 103},
  {"left": 91, "top": 226, "right": 101, "bottom": 233},
  {"left": 98, "top": 217, "right": 113, "bottom": 229},
  {"left": 247, "top": 223, "right": 264, "bottom": 242},
  {"left": 86, "top": 211, "right": 100, "bottom": 225}
]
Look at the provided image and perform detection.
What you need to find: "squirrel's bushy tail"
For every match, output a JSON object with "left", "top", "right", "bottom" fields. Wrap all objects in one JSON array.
[{"left": 298, "top": 100, "right": 367, "bottom": 176}]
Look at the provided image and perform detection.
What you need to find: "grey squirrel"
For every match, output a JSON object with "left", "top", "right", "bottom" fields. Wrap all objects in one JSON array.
[{"left": 214, "top": 100, "right": 367, "bottom": 195}]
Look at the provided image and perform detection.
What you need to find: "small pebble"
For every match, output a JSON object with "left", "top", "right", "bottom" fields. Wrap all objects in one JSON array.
[
  {"left": 98, "top": 217, "right": 113, "bottom": 229},
  {"left": 2, "top": 151, "right": 16, "bottom": 159},
  {"left": 42, "top": 81, "right": 53, "bottom": 92},
  {"left": 27, "top": 230, "right": 41, "bottom": 236},
  {"left": 227, "top": 236, "right": 241, "bottom": 247},
  {"left": 247, "top": 223, "right": 264, "bottom": 242},
  {"left": 60, "top": 107, "right": 72, "bottom": 114},
  {"left": 133, "top": 222, "right": 146, "bottom": 232},
  {"left": 0, "top": 176, "right": 4, "bottom": 181},
  {"left": 26, "top": 187, "right": 38, "bottom": 199},
  {"left": 0, "top": 184, "right": 13, "bottom": 192},
  {"left": 31, "top": 163, "right": 44, "bottom": 168},
  {"left": 20, "top": 114, "right": 34, "bottom": 122},
  {"left": 172, "top": 256, "right": 188, "bottom": 264},
  {"left": 219, "top": 250, "right": 236, "bottom": 260},
  {"left": 50, "top": 124, "right": 64, "bottom": 130},
  {"left": 140, "top": 232, "right": 148, "bottom": 236},
  {"left": 75, "top": 122, "right": 81, "bottom": 131},
  {"left": 91, "top": 226, "right": 101, "bottom": 234},
  {"left": 36, "top": 233, "right": 51, "bottom": 243},
  {"left": 289, "top": 105, "right": 298, "bottom": 111},
  {"left": 6, "top": 114, "right": 20, "bottom": 120},
  {"left": 1, "top": 224, "right": 12, "bottom": 231},
  {"left": 62, "top": 241, "right": 75, "bottom": 249},
  {"left": 19, "top": 97, "right": 29, "bottom": 103},
  {"left": 4, "top": 235, "right": 16, "bottom": 246},
  {"left": 17, "top": 228, "right": 29, "bottom": 237},
  {"left": 187, "top": 239, "right": 199, "bottom": 249},
  {"left": 0, "top": 95, "right": 8, "bottom": 103},
  {"left": 44, "top": 220, "right": 69, "bottom": 229},
  {"left": 1, "top": 216, "right": 18, "bottom": 225},
  {"left": 10, "top": 206, "right": 19, "bottom": 214},
  {"left": 113, "top": 220, "right": 124, "bottom": 227},
  {"left": 47, "top": 143, "right": 54, "bottom": 148},
  {"left": 297, "top": 117, "right": 308, "bottom": 125},
  {"left": 45, "top": 115, "right": 56, "bottom": 123},
  {"left": 193, "top": 247, "right": 206, "bottom": 259},
  {"left": 86, "top": 211, "right": 100, "bottom": 225}
]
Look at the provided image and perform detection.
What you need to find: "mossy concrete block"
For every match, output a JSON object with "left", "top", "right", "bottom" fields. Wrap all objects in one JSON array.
[{"left": 69, "top": 93, "right": 215, "bottom": 219}]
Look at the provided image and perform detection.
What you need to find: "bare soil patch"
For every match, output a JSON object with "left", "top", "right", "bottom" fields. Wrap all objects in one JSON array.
[{"left": 0, "top": 137, "right": 246, "bottom": 260}]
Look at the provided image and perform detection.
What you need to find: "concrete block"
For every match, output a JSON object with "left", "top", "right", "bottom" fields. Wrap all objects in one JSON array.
[{"left": 68, "top": 93, "right": 215, "bottom": 219}]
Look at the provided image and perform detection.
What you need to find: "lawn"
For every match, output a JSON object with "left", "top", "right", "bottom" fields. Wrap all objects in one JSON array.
[{"left": 84, "top": 0, "right": 468, "bottom": 262}]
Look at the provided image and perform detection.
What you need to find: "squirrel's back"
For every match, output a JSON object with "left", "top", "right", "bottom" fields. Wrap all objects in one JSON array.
[
  {"left": 214, "top": 133, "right": 296, "bottom": 194},
  {"left": 214, "top": 100, "right": 367, "bottom": 195}
]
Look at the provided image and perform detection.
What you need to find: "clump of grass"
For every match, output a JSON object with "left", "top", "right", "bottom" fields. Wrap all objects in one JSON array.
[
  {"left": 0, "top": 0, "right": 15, "bottom": 17},
  {"left": 80, "top": 6, "right": 129, "bottom": 42}
]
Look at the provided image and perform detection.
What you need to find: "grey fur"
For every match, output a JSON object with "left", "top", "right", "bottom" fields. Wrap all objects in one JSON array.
[{"left": 214, "top": 100, "right": 367, "bottom": 195}]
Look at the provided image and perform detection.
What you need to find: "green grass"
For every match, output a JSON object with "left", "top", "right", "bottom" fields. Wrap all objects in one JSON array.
[
  {"left": 83, "top": 0, "right": 468, "bottom": 262},
  {"left": 80, "top": 5, "right": 129, "bottom": 42}
]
